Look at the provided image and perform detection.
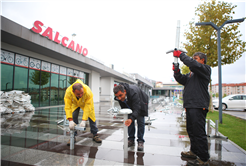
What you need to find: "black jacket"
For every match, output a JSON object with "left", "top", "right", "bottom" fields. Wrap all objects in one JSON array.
[
  {"left": 174, "top": 53, "right": 211, "bottom": 109},
  {"left": 114, "top": 83, "right": 149, "bottom": 121}
]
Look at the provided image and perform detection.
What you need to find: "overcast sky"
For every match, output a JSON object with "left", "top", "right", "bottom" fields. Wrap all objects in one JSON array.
[{"left": 1, "top": 0, "right": 245, "bottom": 84}]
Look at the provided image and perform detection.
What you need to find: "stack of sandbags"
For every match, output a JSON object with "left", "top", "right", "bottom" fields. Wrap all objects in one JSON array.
[{"left": 0, "top": 90, "right": 35, "bottom": 114}]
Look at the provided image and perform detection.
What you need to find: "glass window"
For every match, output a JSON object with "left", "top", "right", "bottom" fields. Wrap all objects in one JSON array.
[
  {"left": 15, "top": 54, "right": 29, "bottom": 67},
  {"left": 50, "top": 73, "right": 59, "bottom": 106},
  {"left": 232, "top": 95, "right": 241, "bottom": 100},
  {"left": 1, "top": 64, "right": 13, "bottom": 91},
  {"left": 14, "top": 66, "right": 28, "bottom": 92},
  {"left": 67, "top": 68, "right": 73, "bottom": 77},
  {"left": 67, "top": 76, "right": 77, "bottom": 87},
  {"left": 79, "top": 71, "right": 84, "bottom": 83},
  {"left": 59, "top": 75, "right": 67, "bottom": 105},
  {"left": 1, "top": 50, "right": 14, "bottom": 65},
  {"left": 84, "top": 73, "right": 89, "bottom": 85},
  {"left": 29, "top": 58, "right": 41, "bottom": 70},
  {"left": 74, "top": 70, "right": 79, "bottom": 78},
  {"left": 40, "top": 71, "right": 50, "bottom": 107},
  {"left": 41, "top": 61, "right": 51, "bottom": 72},
  {"left": 29, "top": 70, "right": 40, "bottom": 107}
]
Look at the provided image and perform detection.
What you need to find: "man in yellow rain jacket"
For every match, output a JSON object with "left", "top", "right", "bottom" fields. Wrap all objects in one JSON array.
[{"left": 64, "top": 79, "right": 102, "bottom": 145}]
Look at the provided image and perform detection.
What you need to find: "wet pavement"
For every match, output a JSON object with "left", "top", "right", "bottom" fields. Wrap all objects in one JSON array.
[{"left": 1, "top": 101, "right": 246, "bottom": 166}]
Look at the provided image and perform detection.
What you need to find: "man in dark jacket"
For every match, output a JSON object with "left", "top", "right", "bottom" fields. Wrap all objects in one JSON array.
[
  {"left": 113, "top": 83, "right": 148, "bottom": 151},
  {"left": 173, "top": 51, "right": 211, "bottom": 166}
]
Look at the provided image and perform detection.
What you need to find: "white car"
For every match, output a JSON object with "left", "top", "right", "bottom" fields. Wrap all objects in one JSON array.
[{"left": 213, "top": 94, "right": 246, "bottom": 111}]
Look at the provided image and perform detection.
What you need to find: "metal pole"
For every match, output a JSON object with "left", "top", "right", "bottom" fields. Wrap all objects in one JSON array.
[
  {"left": 70, "top": 130, "right": 74, "bottom": 150},
  {"left": 217, "top": 29, "right": 223, "bottom": 124},
  {"left": 215, "top": 120, "right": 219, "bottom": 136},
  {"left": 70, "top": 126, "right": 86, "bottom": 150},
  {"left": 207, "top": 119, "right": 210, "bottom": 136},
  {"left": 123, "top": 114, "right": 128, "bottom": 159},
  {"left": 63, "top": 115, "right": 66, "bottom": 125}
]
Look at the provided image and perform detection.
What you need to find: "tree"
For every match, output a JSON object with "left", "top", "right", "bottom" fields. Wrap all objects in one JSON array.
[
  {"left": 68, "top": 77, "right": 77, "bottom": 86},
  {"left": 181, "top": 65, "right": 190, "bottom": 75},
  {"left": 216, "top": 93, "right": 219, "bottom": 98},
  {"left": 30, "top": 71, "right": 50, "bottom": 101},
  {"left": 30, "top": 71, "right": 50, "bottom": 86},
  {"left": 182, "top": 0, "right": 245, "bottom": 112},
  {"left": 183, "top": 0, "right": 245, "bottom": 67}
]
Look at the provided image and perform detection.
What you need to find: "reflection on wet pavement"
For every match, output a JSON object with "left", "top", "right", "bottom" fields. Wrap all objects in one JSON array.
[{"left": 1, "top": 101, "right": 246, "bottom": 165}]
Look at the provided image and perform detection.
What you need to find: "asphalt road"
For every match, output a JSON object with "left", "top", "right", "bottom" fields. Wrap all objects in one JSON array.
[{"left": 215, "top": 109, "right": 246, "bottom": 120}]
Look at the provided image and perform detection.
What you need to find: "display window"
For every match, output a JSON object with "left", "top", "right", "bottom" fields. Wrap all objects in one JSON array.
[{"left": 1, "top": 49, "right": 89, "bottom": 107}]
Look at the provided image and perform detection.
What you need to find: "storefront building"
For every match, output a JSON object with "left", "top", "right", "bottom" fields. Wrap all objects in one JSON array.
[{"left": 1, "top": 16, "right": 147, "bottom": 108}]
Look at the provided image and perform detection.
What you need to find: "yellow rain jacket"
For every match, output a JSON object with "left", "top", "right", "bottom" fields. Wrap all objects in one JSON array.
[{"left": 64, "top": 79, "right": 96, "bottom": 122}]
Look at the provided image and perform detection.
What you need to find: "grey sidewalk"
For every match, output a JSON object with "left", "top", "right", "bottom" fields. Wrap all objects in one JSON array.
[{"left": 1, "top": 102, "right": 246, "bottom": 165}]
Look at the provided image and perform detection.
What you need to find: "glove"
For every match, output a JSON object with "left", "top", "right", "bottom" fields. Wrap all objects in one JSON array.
[
  {"left": 79, "top": 120, "right": 86, "bottom": 127},
  {"left": 69, "top": 121, "right": 76, "bottom": 130},
  {"left": 172, "top": 63, "right": 180, "bottom": 73},
  {"left": 173, "top": 50, "right": 182, "bottom": 58}
]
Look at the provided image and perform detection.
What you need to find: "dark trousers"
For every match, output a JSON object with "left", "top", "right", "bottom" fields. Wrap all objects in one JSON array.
[
  {"left": 128, "top": 114, "right": 145, "bottom": 142},
  {"left": 186, "top": 108, "right": 210, "bottom": 161},
  {"left": 73, "top": 107, "right": 98, "bottom": 136}
]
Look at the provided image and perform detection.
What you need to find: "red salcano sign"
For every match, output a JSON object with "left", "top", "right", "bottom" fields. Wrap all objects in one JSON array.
[{"left": 31, "top": 20, "right": 88, "bottom": 56}]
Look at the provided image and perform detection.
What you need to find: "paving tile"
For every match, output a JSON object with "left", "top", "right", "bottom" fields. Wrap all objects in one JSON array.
[{"left": 1, "top": 102, "right": 246, "bottom": 166}]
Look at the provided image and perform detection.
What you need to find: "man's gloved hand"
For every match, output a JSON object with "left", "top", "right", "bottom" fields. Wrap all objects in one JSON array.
[
  {"left": 69, "top": 120, "right": 76, "bottom": 130},
  {"left": 173, "top": 50, "right": 182, "bottom": 58},
  {"left": 172, "top": 63, "right": 180, "bottom": 73},
  {"left": 79, "top": 120, "right": 86, "bottom": 127}
]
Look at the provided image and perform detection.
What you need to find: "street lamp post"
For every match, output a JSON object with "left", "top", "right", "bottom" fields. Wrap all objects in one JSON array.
[{"left": 195, "top": 18, "right": 245, "bottom": 124}]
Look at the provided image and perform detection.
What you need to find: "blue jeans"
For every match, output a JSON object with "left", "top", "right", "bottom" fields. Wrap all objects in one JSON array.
[
  {"left": 128, "top": 114, "right": 145, "bottom": 142},
  {"left": 73, "top": 107, "right": 98, "bottom": 136}
]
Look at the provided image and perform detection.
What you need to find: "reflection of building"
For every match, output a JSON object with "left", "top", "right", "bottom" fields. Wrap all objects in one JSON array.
[
  {"left": 211, "top": 83, "right": 246, "bottom": 96},
  {"left": 152, "top": 82, "right": 183, "bottom": 98},
  {"left": 1, "top": 16, "right": 152, "bottom": 108}
]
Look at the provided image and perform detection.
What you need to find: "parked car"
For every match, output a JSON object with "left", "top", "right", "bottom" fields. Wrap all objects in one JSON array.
[{"left": 213, "top": 94, "right": 246, "bottom": 111}]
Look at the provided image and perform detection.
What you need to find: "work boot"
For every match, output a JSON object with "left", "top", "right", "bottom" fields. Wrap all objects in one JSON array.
[
  {"left": 137, "top": 141, "right": 144, "bottom": 151},
  {"left": 67, "top": 137, "right": 76, "bottom": 146},
  {"left": 128, "top": 140, "right": 135, "bottom": 147},
  {"left": 187, "top": 158, "right": 209, "bottom": 166},
  {"left": 93, "top": 135, "right": 102, "bottom": 143},
  {"left": 181, "top": 151, "right": 197, "bottom": 159}
]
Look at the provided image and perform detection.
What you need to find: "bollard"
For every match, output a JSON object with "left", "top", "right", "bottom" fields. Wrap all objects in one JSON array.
[
  {"left": 64, "top": 115, "right": 66, "bottom": 125},
  {"left": 215, "top": 120, "right": 219, "bottom": 136},
  {"left": 70, "top": 130, "right": 75, "bottom": 150},
  {"left": 208, "top": 119, "right": 228, "bottom": 140},
  {"left": 123, "top": 114, "right": 128, "bottom": 157},
  {"left": 70, "top": 126, "right": 86, "bottom": 150},
  {"left": 117, "top": 109, "right": 132, "bottom": 159},
  {"left": 207, "top": 119, "right": 210, "bottom": 136}
]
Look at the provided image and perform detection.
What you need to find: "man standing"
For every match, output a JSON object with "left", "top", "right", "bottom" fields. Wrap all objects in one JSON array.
[
  {"left": 173, "top": 51, "right": 211, "bottom": 166},
  {"left": 113, "top": 83, "right": 149, "bottom": 151},
  {"left": 64, "top": 79, "right": 102, "bottom": 146}
]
